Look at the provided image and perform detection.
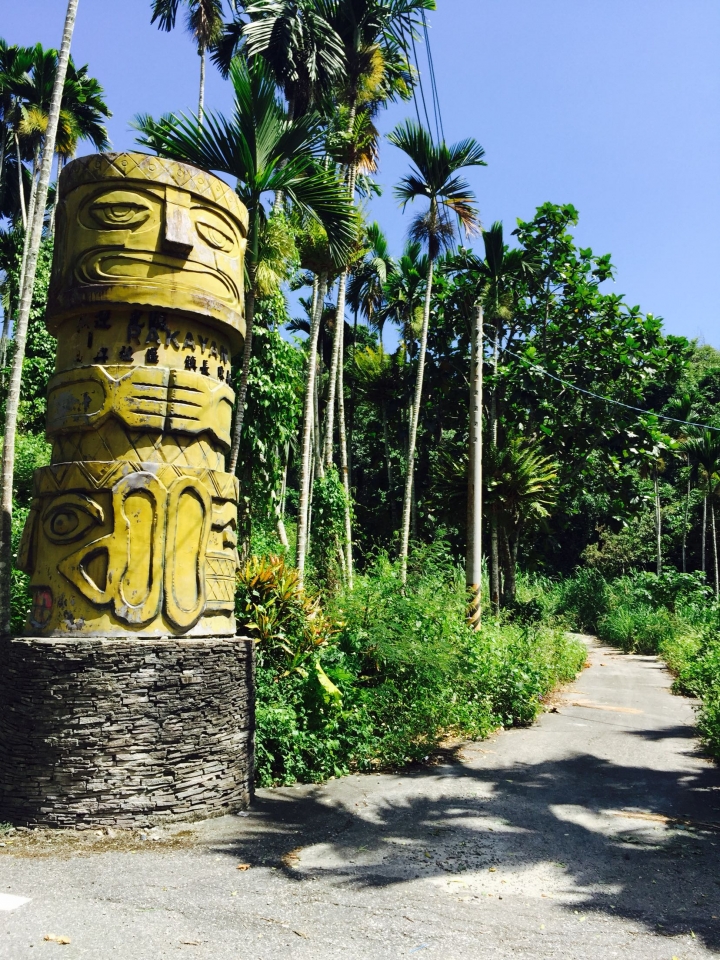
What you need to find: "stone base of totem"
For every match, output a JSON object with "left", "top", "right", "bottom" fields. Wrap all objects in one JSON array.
[{"left": 0, "top": 635, "right": 254, "bottom": 828}]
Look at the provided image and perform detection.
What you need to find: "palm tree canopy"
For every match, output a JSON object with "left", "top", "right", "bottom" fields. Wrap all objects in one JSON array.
[
  {"left": 0, "top": 41, "right": 33, "bottom": 120},
  {"left": 151, "top": 0, "right": 225, "bottom": 50},
  {"left": 134, "top": 56, "right": 355, "bottom": 264},
  {"left": 388, "top": 118, "right": 485, "bottom": 259},
  {"left": 354, "top": 344, "right": 403, "bottom": 406},
  {"left": 485, "top": 437, "right": 558, "bottom": 526},
  {"left": 12, "top": 46, "right": 110, "bottom": 159},
  {"left": 684, "top": 431, "right": 720, "bottom": 488},
  {"left": 241, "top": 0, "right": 346, "bottom": 117},
  {"left": 347, "top": 221, "right": 395, "bottom": 327},
  {"left": 376, "top": 239, "right": 425, "bottom": 343},
  {"left": 328, "top": 0, "right": 434, "bottom": 108}
]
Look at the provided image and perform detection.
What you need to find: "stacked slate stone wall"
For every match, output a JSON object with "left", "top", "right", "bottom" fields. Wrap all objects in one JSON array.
[{"left": 0, "top": 637, "right": 254, "bottom": 828}]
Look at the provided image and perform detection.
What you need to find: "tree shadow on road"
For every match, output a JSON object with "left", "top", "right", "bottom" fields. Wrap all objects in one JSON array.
[{"left": 208, "top": 738, "right": 720, "bottom": 950}]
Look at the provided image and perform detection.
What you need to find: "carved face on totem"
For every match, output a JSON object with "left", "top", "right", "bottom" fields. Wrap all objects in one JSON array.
[
  {"left": 18, "top": 465, "right": 239, "bottom": 636},
  {"left": 47, "top": 153, "right": 249, "bottom": 350}
]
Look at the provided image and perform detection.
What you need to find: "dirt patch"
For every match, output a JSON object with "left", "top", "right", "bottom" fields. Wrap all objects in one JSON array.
[{"left": 0, "top": 825, "right": 199, "bottom": 859}]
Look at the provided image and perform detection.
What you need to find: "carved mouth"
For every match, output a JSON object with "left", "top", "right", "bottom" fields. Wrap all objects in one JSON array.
[{"left": 76, "top": 250, "right": 240, "bottom": 304}]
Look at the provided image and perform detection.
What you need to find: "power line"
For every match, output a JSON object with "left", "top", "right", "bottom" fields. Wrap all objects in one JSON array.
[
  {"left": 422, "top": 10, "right": 444, "bottom": 142},
  {"left": 409, "top": 28, "right": 432, "bottom": 132},
  {"left": 497, "top": 342, "right": 720, "bottom": 435}
]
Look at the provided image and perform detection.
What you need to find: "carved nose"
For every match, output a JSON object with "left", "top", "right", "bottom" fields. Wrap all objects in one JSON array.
[{"left": 163, "top": 187, "right": 194, "bottom": 257}]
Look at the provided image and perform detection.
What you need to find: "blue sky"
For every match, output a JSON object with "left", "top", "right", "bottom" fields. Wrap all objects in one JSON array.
[{"left": 6, "top": 0, "right": 720, "bottom": 346}]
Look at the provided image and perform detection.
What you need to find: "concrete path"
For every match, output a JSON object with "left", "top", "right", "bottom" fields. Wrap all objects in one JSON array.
[{"left": 2, "top": 636, "right": 720, "bottom": 959}]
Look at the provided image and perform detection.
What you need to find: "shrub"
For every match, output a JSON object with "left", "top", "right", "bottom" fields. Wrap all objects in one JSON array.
[
  {"left": 697, "top": 691, "right": 720, "bottom": 761},
  {"left": 555, "top": 568, "right": 610, "bottom": 632},
  {"left": 596, "top": 604, "right": 679, "bottom": 654},
  {"left": 241, "top": 543, "right": 587, "bottom": 786}
]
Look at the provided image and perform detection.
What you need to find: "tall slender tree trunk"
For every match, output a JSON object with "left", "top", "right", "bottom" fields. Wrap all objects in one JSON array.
[
  {"left": 228, "top": 213, "right": 260, "bottom": 475},
  {"left": 276, "top": 443, "right": 290, "bottom": 549},
  {"left": 500, "top": 529, "right": 516, "bottom": 605},
  {"left": 654, "top": 468, "right": 662, "bottom": 576},
  {"left": 14, "top": 133, "right": 26, "bottom": 229},
  {"left": 324, "top": 163, "right": 357, "bottom": 470},
  {"left": 228, "top": 283, "right": 255, "bottom": 475},
  {"left": 306, "top": 448, "right": 316, "bottom": 557},
  {"left": 489, "top": 319, "right": 500, "bottom": 614},
  {"left": 336, "top": 315, "right": 353, "bottom": 588},
  {"left": 399, "top": 256, "right": 434, "bottom": 584},
  {"left": 313, "top": 350, "right": 323, "bottom": 478},
  {"left": 312, "top": 276, "right": 326, "bottom": 481},
  {"left": 323, "top": 301, "right": 342, "bottom": 467},
  {"left": 0, "top": 126, "right": 6, "bottom": 210},
  {"left": 48, "top": 153, "right": 65, "bottom": 239},
  {"left": 309, "top": 275, "right": 324, "bottom": 478},
  {"left": 466, "top": 303, "right": 483, "bottom": 628},
  {"left": 381, "top": 400, "right": 397, "bottom": 528},
  {"left": 349, "top": 309, "right": 358, "bottom": 487},
  {"left": 713, "top": 503, "right": 719, "bottom": 600},
  {"left": 702, "top": 496, "right": 707, "bottom": 575},
  {"left": 296, "top": 274, "right": 327, "bottom": 587},
  {"left": 0, "top": 0, "right": 79, "bottom": 633},
  {"left": 17, "top": 147, "right": 41, "bottom": 322},
  {"left": 682, "top": 458, "right": 690, "bottom": 573},
  {"left": 198, "top": 44, "right": 206, "bottom": 125}
]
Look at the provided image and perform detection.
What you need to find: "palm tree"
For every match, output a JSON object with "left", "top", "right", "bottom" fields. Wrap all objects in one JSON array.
[
  {"left": 292, "top": 214, "right": 338, "bottom": 585},
  {"left": 151, "top": 0, "right": 226, "bottom": 122},
  {"left": 135, "top": 55, "right": 355, "bottom": 477},
  {"left": 388, "top": 118, "right": 485, "bottom": 583},
  {"left": 9, "top": 48, "right": 109, "bottom": 340},
  {"left": 347, "top": 221, "right": 394, "bottom": 344},
  {"left": 321, "top": 0, "right": 431, "bottom": 479},
  {"left": 473, "top": 221, "right": 536, "bottom": 612},
  {"left": 485, "top": 437, "right": 557, "bottom": 605},
  {"left": 638, "top": 450, "right": 668, "bottom": 577},
  {"left": 377, "top": 240, "right": 425, "bottom": 353},
  {"left": 239, "top": 0, "right": 346, "bottom": 120},
  {"left": 0, "top": 0, "right": 79, "bottom": 633},
  {"left": 0, "top": 42, "right": 33, "bottom": 219},
  {"left": 466, "top": 301, "right": 483, "bottom": 627}
]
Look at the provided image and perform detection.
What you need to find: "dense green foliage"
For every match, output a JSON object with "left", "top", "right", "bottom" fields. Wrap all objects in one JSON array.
[{"left": 239, "top": 545, "right": 586, "bottom": 786}]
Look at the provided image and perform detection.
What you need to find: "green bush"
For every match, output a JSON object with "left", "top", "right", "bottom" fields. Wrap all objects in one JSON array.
[
  {"left": 697, "top": 691, "right": 720, "bottom": 761},
  {"left": 597, "top": 604, "right": 679, "bottom": 654},
  {"left": 2, "top": 430, "right": 51, "bottom": 633},
  {"left": 242, "top": 544, "right": 586, "bottom": 787},
  {"left": 554, "top": 567, "right": 610, "bottom": 632}
]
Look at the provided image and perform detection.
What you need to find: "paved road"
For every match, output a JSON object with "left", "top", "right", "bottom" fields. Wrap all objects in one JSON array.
[{"left": 2, "top": 636, "right": 720, "bottom": 959}]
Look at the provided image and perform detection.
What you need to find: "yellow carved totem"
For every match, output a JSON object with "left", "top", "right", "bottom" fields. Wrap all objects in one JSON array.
[{"left": 17, "top": 152, "right": 248, "bottom": 637}]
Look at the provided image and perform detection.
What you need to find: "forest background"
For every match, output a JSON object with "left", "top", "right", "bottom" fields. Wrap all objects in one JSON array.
[{"left": 2, "top": 0, "right": 720, "bottom": 787}]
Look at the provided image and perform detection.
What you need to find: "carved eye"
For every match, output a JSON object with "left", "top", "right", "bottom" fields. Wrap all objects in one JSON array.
[
  {"left": 43, "top": 495, "right": 104, "bottom": 544},
  {"left": 195, "top": 220, "right": 235, "bottom": 252},
  {"left": 91, "top": 202, "right": 151, "bottom": 228}
]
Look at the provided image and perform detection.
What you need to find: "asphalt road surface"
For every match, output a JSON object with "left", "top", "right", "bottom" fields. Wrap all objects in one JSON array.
[{"left": 2, "top": 636, "right": 719, "bottom": 959}]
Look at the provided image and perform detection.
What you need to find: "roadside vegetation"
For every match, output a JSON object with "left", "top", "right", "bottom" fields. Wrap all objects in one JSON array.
[{"left": 2, "top": 3, "right": 720, "bottom": 787}]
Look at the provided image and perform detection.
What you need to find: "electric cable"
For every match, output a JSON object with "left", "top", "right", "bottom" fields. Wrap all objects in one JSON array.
[
  {"left": 422, "top": 9, "right": 445, "bottom": 142},
  {"left": 495, "top": 341, "right": 720, "bottom": 434},
  {"left": 409, "top": 28, "right": 433, "bottom": 132}
]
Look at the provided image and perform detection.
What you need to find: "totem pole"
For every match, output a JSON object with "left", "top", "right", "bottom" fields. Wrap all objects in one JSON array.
[
  {"left": 0, "top": 154, "right": 255, "bottom": 826},
  {"left": 18, "top": 151, "right": 246, "bottom": 636}
]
